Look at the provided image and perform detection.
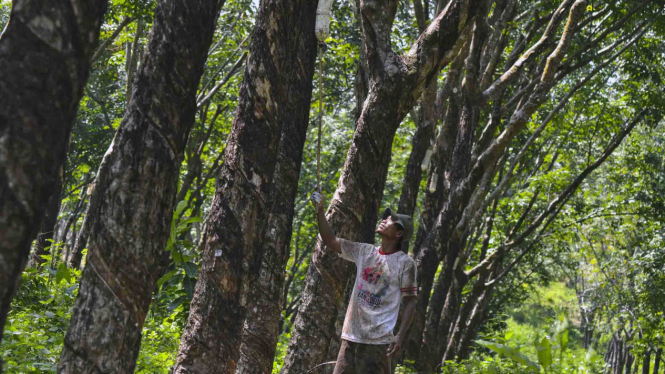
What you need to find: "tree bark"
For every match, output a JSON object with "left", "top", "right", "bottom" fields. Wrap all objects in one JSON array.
[
  {"left": 125, "top": 19, "right": 144, "bottom": 106},
  {"left": 455, "top": 283, "right": 494, "bottom": 360},
  {"left": 643, "top": 350, "right": 652, "bottom": 374},
  {"left": 653, "top": 348, "right": 661, "bottom": 374},
  {"left": 616, "top": 338, "right": 625, "bottom": 374},
  {"left": 442, "top": 264, "right": 496, "bottom": 364},
  {"left": 58, "top": 1, "right": 223, "bottom": 372},
  {"left": 57, "top": 190, "right": 87, "bottom": 263},
  {"left": 404, "top": 48, "right": 467, "bottom": 360},
  {"left": 281, "top": 0, "right": 484, "bottom": 372},
  {"left": 417, "top": 273, "right": 463, "bottom": 372},
  {"left": 173, "top": 0, "right": 317, "bottom": 372},
  {"left": 397, "top": 80, "right": 437, "bottom": 219},
  {"left": 30, "top": 166, "right": 64, "bottom": 267},
  {"left": 236, "top": 118, "right": 312, "bottom": 373},
  {"left": 234, "top": 18, "right": 318, "bottom": 374},
  {"left": 0, "top": 0, "right": 106, "bottom": 348},
  {"left": 626, "top": 353, "right": 635, "bottom": 374}
]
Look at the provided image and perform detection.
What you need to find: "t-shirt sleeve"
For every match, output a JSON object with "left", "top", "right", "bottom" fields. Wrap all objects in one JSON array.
[
  {"left": 400, "top": 258, "right": 418, "bottom": 296},
  {"left": 338, "top": 239, "right": 368, "bottom": 263}
]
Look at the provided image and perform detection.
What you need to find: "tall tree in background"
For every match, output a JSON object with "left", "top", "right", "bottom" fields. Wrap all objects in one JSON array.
[
  {"left": 0, "top": 0, "right": 106, "bottom": 346},
  {"left": 29, "top": 166, "right": 64, "bottom": 266},
  {"left": 280, "top": 0, "right": 488, "bottom": 371},
  {"left": 173, "top": 0, "right": 318, "bottom": 372},
  {"left": 399, "top": 0, "right": 660, "bottom": 368},
  {"left": 58, "top": 0, "right": 224, "bottom": 371}
]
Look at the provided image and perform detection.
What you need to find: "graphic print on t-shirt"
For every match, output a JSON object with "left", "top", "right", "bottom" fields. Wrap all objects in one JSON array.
[{"left": 357, "top": 261, "right": 390, "bottom": 308}]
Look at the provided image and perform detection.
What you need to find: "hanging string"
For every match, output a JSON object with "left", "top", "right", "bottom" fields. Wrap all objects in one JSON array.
[
  {"left": 317, "top": 42, "right": 323, "bottom": 192},
  {"left": 314, "top": 0, "right": 331, "bottom": 193}
]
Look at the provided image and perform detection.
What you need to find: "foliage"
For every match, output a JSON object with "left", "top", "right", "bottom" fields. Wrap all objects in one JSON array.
[
  {"left": 0, "top": 0, "right": 10, "bottom": 31},
  {"left": 433, "top": 283, "right": 606, "bottom": 374},
  {"left": 0, "top": 242, "right": 191, "bottom": 373},
  {"left": 1, "top": 255, "right": 79, "bottom": 372}
]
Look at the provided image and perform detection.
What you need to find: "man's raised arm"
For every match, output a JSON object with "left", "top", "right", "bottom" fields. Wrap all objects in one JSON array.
[{"left": 310, "top": 192, "right": 341, "bottom": 254}]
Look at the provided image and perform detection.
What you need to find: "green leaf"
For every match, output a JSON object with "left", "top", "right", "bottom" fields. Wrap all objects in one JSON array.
[
  {"left": 180, "top": 217, "right": 203, "bottom": 225},
  {"left": 170, "top": 215, "right": 177, "bottom": 247},
  {"left": 55, "top": 263, "right": 71, "bottom": 284},
  {"left": 174, "top": 200, "right": 187, "bottom": 217},
  {"left": 535, "top": 337, "right": 552, "bottom": 368},
  {"left": 183, "top": 277, "right": 196, "bottom": 300},
  {"left": 157, "top": 270, "right": 176, "bottom": 288},
  {"left": 172, "top": 251, "right": 184, "bottom": 263},
  {"left": 167, "top": 296, "right": 186, "bottom": 313},
  {"left": 39, "top": 298, "right": 54, "bottom": 305},
  {"left": 476, "top": 340, "right": 540, "bottom": 372},
  {"left": 182, "top": 262, "right": 199, "bottom": 279},
  {"left": 560, "top": 330, "right": 569, "bottom": 351}
]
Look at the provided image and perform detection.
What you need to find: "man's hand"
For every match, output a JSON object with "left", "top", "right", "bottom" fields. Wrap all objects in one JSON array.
[
  {"left": 387, "top": 335, "right": 404, "bottom": 358},
  {"left": 310, "top": 191, "right": 325, "bottom": 214},
  {"left": 310, "top": 191, "right": 340, "bottom": 253}
]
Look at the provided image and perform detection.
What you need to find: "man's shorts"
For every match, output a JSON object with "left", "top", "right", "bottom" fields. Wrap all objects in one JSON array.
[{"left": 333, "top": 339, "right": 391, "bottom": 374}]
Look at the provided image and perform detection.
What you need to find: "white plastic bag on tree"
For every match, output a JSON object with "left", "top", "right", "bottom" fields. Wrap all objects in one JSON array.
[{"left": 315, "top": 0, "right": 333, "bottom": 42}]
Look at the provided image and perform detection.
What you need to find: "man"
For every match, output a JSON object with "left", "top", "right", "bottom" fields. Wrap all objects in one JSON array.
[{"left": 311, "top": 191, "right": 418, "bottom": 374}]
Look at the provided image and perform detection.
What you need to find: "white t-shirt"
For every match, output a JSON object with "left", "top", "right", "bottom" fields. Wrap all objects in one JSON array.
[{"left": 338, "top": 239, "right": 418, "bottom": 345}]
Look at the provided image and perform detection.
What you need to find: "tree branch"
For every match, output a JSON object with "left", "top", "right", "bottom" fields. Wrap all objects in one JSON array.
[
  {"left": 196, "top": 51, "right": 247, "bottom": 109},
  {"left": 481, "top": 0, "right": 576, "bottom": 102},
  {"left": 91, "top": 16, "right": 133, "bottom": 63}
]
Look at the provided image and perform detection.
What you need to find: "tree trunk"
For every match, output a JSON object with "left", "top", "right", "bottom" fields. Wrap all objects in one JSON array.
[
  {"left": 455, "top": 285, "right": 493, "bottom": 360},
  {"left": 404, "top": 50, "right": 467, "bottom": 360},
  {"left": 125, "top": 19, "right": 144, "bottom": 106},
  {"left": 653, "top": 348, "right": 661, "bottom": 374},
  {"left": 643, "top": 350, "right": 652, "bottom": 374},
  {"left": 58, "top": 1, "right": 222, "bottom": 372},
  {"left": 0, "top": 0, "right": 106, "bottom": 348},
  {"left": 445, "top": 264, "right": 497, "bottom": 363},
  {"left": 417, "top": 274, "right": 462, "bottom": 372},
  {"left": 234, "top": 22, "right": 318, "bottom": 374},
  {"left": 403, "top": 180, "right": 446, "bottom": 360},
  {"left": 441, "top": 274, "right": 486, "bottom": 364},
  {"left": 280, "top": 0, "right": 483, "bottom": 370},
  {"left": 235, "top": 121, "right": 312, "bottom": 373},
  {"left": 57, "top": 191, "right": 87, "bottom": 264},
  {"left": 626, "top": 354, "right": 634, "bottom": 374},
  {"left": 173, "top": 1, "right": 317, "bottom": 372},
  {"left": 30, "top": 166, "right": 64, "bottom": 267},
  {"left": 617, "top": 339, "right": 626, "bottom": 374},
  {"left": 397, "top": 80, "right": 437, "bottom": 219}
]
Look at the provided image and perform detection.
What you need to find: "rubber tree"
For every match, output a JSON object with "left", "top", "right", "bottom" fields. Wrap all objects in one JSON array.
[
  {"left": 430, "top": 14, "right": 652, "bottom": 366},
  {"left": 0, "top": 0, "right": 106, "bottom": 347},
  {"left": 58, "top": 0, "right": 224, "bottom": 372},
  {"left": 279, "top": 0, "right": 489, "bottom": 371},
  {"left": 173, "top": 0, "right": 318, "bottom": 372},
  {"left": 396, "top": 0, "right": 443, "bottom": 220},
  {"left": 399, "top": 0, "right": 656, "bottom": 366},
  {"left": 234, "top": 7, "right": 320, "bottom": 372},
  {"left": 235, "top": 104, "right": 315, "bottom": 373},
  {"left": 29, "top": 166, "right": 63, "bottom": 267}
]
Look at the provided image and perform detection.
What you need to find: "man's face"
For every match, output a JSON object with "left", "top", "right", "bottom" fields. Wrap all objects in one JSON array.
[{"left": 376, "top": 216, "right": 404, "bottom": 240}]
